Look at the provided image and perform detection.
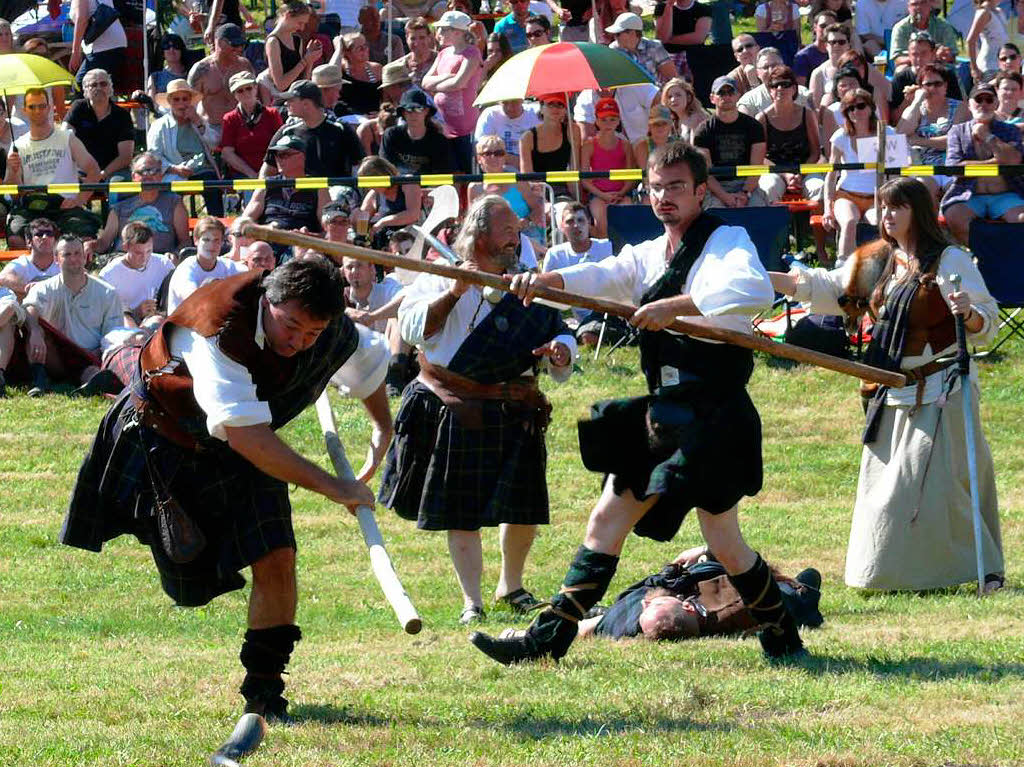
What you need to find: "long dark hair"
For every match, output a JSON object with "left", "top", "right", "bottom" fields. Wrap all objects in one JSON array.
[{"left": 871, "top": 177, "right": 951, "bottom": 312}]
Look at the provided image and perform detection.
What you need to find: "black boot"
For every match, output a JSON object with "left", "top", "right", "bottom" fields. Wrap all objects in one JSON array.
[
  {"left": 72, "top": 368, "right": 124, "bottom": 398},
  {"left": 27, "top": 363, "right": 49, "bottom": 397},
  {"left": 0, "top": 368, "right": 6, "bottom": 398},
  {"left": 729, "top": 554, "right": 806, "bottom": 659},
  {"left": 239, "top": 624, "right": 302, "bottom": 721},
  {"left": 470, "top": 546, "right": 618, "bottom": 665}
]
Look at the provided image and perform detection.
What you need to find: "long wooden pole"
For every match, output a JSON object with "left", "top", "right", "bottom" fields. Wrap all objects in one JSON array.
[{"left": 241, "top": 222, "right": 908, "bottom": 389}]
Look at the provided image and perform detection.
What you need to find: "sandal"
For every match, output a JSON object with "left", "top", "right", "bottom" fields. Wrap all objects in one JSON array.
[
  {"left": 459, "top": 605, "right": 486, "bottom": 625},
  {"left": 496, "top": 588, "right": 541, "bottom": 614}
]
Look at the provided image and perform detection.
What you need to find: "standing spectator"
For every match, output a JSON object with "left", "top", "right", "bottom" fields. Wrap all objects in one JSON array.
[
  {"left": 4, "top": 89, "right": 102, "bottom": 249},
  {"left": 357, "top": 155, "right": 424, "bottom": 249},
  {"left": 855, "top": 0, "right": 905, "bottom": 58},
  {"left": 333, "top": 32, "right": 383, "bottom": 116},
  {"left": 21, "top": 235, "right": 124, "bottom": 397},
  {"left": 559, "top": 0, "right": 594, "bottom": 42},
  {"left": 148, "top": 34, "right": 189, "bottom": 101},
  {"left": 468, "top": 134, "right": 545, "bottom": 238},
  {"left": 148, "top": 80, "right": 223, "bottom": 216},
  {"left": 581, "top": 98, "right": 636, "bottom": 237},
  {"left": 755, "top": 0, "right": 802, "bottom": 42},
  {"left": 633, "top": 103, "right": 679, "bottom": 170},
  {"left": 65, "top": 69, "right": 134, "bottom": 187},
  {"left": 594, "top": 0, "right": 644, "bottom": 45},
  {"left": 694, "top": 76, "right": 771, "bottom": 208},
  {"left": 607, "top": 12, "right": 678, "bottom": 84},
  {"left": 221, "top": 71, "right": 285, "bottom": 180},
  {"left": 757, "top": 65, "right": 824, "bottom": 201},
  {"left": 725, "top": 33, "right": 762, "bottom": 95},
  {"left": 941, "top": 83, "right": 1024, "bottom": 244},
  {"left": 494, "top": 0, "right": 534, "bottom": 53},
  {"left": 520, "top": 93, "right": 582, "bottom": 198},
  {"left": 482, "top": 33, "right": 515, "bottom": 86},
  {"left": 399, "top": 18, "right": 438, "bottom": 87},
  {"left": 97, "top": 222, "right": 175, "bottom": 332},
  {"left": 448, "top": 0, "right": 489, "bottom": 54},
  {"left": 739, "top": 47, "right": 812, "bottom": 117},
  {"left": 793, "top": 12, "right": 836, "bottom": 86},
  {"left": 474, "top": 99, "right": 541, "bottom": 167},
  {"left": 422, "top": 11, "right": 483, "bottom": 174},
  {"left": 204, "top": 0, "right": 259, "bottom": 43},
  {"left": 68, "top": 0, "right": 127, "bottom": 88},
  {"left": 659, "top": 76, "right": 709, "bottom": 141},
  {"left": 267, "top": 1, "right": 322, "bottom": 94},
  {"left": 889, "top": 32, "right": 963, "bottom": 124},
  {"left": 381, "top": 88, "right": 455, "bottom": 173},
  {"left": 243, "top": 134, "right": 329, "bottom": 243},
  {"left": 88, "top": 153, "right": 190, "bottom": 257},
  {"left": 358, "top": 5, "right": 405, "bottom": 65},
  {"left": 0, "top": 218, "right": 60, "bottom": 301},
  {"left": 188, "top": 23, "right": 257, "bottom": 149},
  {"left": 654, "top": 0, "right": 712, "bottom": 81},
  {"left": 525, "top": 14, "right": 553, "bottom": 47},
  {"left": 166, "top": 217, "right": 245, "bottom": 312},
  {"left": 890, "top": 0, "right": 959, "bottom": 68},
  {"left": 967, "top": 0, "right": 1011, "bottom": 84}
]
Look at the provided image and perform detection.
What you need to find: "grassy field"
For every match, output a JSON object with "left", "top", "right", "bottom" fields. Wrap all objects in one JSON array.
[{"left": 0, "top": 336, "right": 1022, "bottom": 767}]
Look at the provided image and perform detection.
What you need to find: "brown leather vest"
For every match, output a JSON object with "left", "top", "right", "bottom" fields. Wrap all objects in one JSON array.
[{"left": 902, "top": 273, "right": 957, "bottom": 359}]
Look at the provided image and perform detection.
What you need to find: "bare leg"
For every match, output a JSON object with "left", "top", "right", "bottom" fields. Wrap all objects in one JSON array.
[
  {"left": 495, "top": 523, "right": 536, "bottom": 599},
  {"left": 448, "top": 529, "right": 484, "bottom": 610},
  {"left": 833, "top": 197, "right": 861, "bottom": 263},
  {"left": 583, "top": 476, "right": 658, "bottom": 555},
  {"left": 696, "top": 505, "right": 756, "bottom": 574},
  {"left": 1001, "top": 204, "right": 1024, "bottom": 223},
  {"left": 248, "top": 547, "right": 298, "bottom": 629},
  {"left": 589, "top": 197, "right": 609, "bottom": 239},
  {"left": 944, "top": 203, "right": 976, "bottom": 246}
]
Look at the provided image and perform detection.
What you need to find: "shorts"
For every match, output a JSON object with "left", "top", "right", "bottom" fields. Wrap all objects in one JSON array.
[
  {"left": 835, "top": 188, "right": 875, "bottom": 215},
  {"left": 963, "top": 192, "right": 1024, "bottom": 219}
]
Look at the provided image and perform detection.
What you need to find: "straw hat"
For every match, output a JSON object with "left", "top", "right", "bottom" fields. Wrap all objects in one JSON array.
[{"left": 156, "top": 79, "right": 201, "bottom": 110}]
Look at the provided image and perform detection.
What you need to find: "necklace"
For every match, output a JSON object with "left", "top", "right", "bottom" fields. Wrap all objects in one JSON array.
[{"left": 466, "top": 292, "right": 487, "bottom": 332}]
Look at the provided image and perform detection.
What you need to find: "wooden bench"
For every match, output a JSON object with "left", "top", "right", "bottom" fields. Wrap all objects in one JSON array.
[{"left": 0, "top": 249, "right": 29, "bottom": 263}]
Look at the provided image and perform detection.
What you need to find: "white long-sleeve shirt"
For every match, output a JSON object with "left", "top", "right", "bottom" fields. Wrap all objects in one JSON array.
[{"left": 557, "top": 226, "right": 775, "bottom": 341}]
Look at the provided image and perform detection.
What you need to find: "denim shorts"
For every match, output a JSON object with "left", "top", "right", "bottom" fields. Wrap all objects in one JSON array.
[{"left": 965, "top": 192, "right": 1024, "bottom": 219}]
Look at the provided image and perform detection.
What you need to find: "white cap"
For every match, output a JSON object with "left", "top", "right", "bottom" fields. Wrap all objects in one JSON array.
[
  {"left": 435, "top": 10, "right": 472, "bottom": 30},
  {"left": 605, "top": 12, "right": 644, "bottom": 34}
]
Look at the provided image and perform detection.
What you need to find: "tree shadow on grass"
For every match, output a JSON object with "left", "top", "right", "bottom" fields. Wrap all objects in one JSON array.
[
  {"left": 788, "top": 654, "right": 1024, "bottom": 681},
  {"left": 492, "top": 713, "right": 732, "bottom": 740}
]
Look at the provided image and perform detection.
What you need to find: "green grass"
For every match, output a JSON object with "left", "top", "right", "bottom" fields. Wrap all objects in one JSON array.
[{"left": 1, "top": 339, "right": 1022, "bottom": 767}]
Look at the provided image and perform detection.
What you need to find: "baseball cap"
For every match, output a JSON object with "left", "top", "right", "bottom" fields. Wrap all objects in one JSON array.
[
  {"left": 322, "top": 200, "right": 352, "bottom": 220},
  {"left": 215, "top": 23, "right": 246, "bottom": 47},
  {"left": 595, "top": 97, "right": 620, "bottom": 118},
  {"left": 434, "top": 10, "right": 472, "bottom": 30},
  {"left": 605, "top": 12, "right": 643, "bottom": 34},
  {"left": 282, "top": 79, "right": 324, "bottom": 106},
  {"left": 971, "top": 82, "right": 997, "bottom": 99},
  {"left": 268, "top": 133, "right": 308, "bottom": 155},
  {"left": 537, "top": 92, "right": 567, "bottom": 106},
  {"left": 648, "top": 104, "right": 674, "bottom": 124},
  {"left": 712, "top": 75, "right": 739, "bottom": 94},
  {"left": 228, "top": 71, "right": 258, "bottom": 92}
]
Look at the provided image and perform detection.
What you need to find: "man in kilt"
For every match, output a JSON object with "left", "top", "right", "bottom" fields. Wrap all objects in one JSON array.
[
  {"left": 471, "top": 141, "right": 809, "bottom": 665},
  {"left": 378, "top": 195, "right": 577, "bottom": 624},
  {"left": 60, "top": 257, "right": 393, "bottom": 719}
]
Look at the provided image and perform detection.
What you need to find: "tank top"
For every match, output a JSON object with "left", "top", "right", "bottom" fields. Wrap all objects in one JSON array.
[
  {"left": 273, "top": 34, "right": 303, "bottom": 81},
  {"left": 113, "top": 192, "right": 182, "bottom": 253},
  {"left": 590, "top": 136, "right": 629, "bottom": 193},
  {"left": 915, "top": 99, "right": 960, "bottom": 165},
  {"left": 342, "top": 67, "right": 382, "bottom": 115},
  {"left": 14, "top": 126, "right": 77, "bottom": 199},
  {"left": 765, "top": 107, "right": 812, "bottom": 165},
  {"left": 530, "top": 124, "right": 572, "bottom": 195}
]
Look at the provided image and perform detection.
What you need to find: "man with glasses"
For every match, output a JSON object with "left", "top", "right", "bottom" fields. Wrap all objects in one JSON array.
[
  {"left": 188, "top": 23, "right": 257, "bottom": 150},
  {"left": 221, "top": 71, "right": 284, "bottom": 181},
  {"left": 725, "top": 34, "right": 762, "bottom": 95},
  {"left": 88, "top": 152, "right": 190, "bottom": 258},
  {"left": 793, "top": 11, "right": 836, "bottom": 86},
  {"left": 64, "top": 69, "right": 135, "bottom": 190},
  {"left": 808, "top": 23, "right": 853, "bottom": 109},
  {"left": 942, "top": 83, "right": 1024, "bottom": 244},
  {"left": 494, "top": 0, "right": 534, "bottom": 53},
  {"left": 524, "top": 14, "right": 552, "bottom": 47},
  {"left": 4, "top": 88, "right": 102, "bottom": 250},
  {"left": 889, "top": 31, "right": 962, "bottom": 122},
  {"left": 890, "top": 0, "right": 959, "bottom": 69},
  {"left": 0, "top": 218, "right": 61, "bottom": 301},
  {"left": 738, "top": 47, "right": 811, "bottom": 117},
  {"left": 607, "top": 12, "right": 678, "bottom": 85}
]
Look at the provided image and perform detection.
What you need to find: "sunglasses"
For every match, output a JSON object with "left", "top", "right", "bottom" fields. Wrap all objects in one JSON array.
[
  {"left": 921, "top": 80, "right": 945, "bottom": 88},
  {"left": 31, "top": 230, "right": 55, "bottom": 238},
  {"left": 479, "top": 149, "right": 505, "bottom": 156},
  {"left": 769, "top": 80, "right": 794, "bottom": 90},
  {"left": 973, "top": 94, "right": 997, "bottom": 104},
  {"left": 827, "top": 38, "right": 849, "bottom": 45},
  {"left": 1000, "top": 54, "right": 1019, "bottom": 61},
  {"left": 526, "top": 29, "right": 546, "bottom": 38},
  {"left": 403, "top": 105, "right": 428, "bottom": 112},
  {"left": 715, "top": 88, "right": 736, "bottom": 96},
  {"left": 134, "top": 166, "right": 162, "bottom": 176},
  {"left": 846, "top": 102, "right": 870, "bottom": 113},
  {"left": 734, "top": 42, "right": 757, "bottom": 51}
]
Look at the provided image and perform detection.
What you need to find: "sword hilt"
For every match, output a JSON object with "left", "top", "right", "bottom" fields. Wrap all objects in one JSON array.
[{"left": 949, "top": 273, "right": 970, "bottom": 374}]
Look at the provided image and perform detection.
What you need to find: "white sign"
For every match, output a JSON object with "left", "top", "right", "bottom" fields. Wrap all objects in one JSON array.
[{"left": 856, "top": 133, "right": 912, "bottom": 168}]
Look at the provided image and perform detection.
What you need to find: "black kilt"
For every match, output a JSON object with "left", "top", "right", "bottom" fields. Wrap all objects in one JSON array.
[
  {"left": 378, "top": 381, "right": 550, "bottom": 531},
  {"left": 60, "top": 391, "right": 295, "bottom": 607}
]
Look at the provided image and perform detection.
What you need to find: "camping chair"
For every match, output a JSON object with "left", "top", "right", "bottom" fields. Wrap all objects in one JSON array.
[{"left": 968, "top": 220, "right": 1024, "bottom": 355}]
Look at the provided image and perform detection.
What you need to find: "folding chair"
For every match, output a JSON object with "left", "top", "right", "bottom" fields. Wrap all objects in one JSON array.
[{"left": 968, "top": 220, "right": 1024, "bottom": 354}]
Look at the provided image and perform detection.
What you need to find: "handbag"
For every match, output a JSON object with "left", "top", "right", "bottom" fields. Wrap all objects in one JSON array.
[{"left": 83, "top": 2, "right": 120, "bottom": 45}]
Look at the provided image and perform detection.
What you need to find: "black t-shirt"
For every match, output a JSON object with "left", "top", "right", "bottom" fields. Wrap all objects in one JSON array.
[
  {"left": 693, "top": 113, "right": 765, "bottom": 166},
  {"left": 562, "top": 0, "right": 591, "bottom": 26},
  {"left": 888, "top": 64, "right": 963, "bottom": 113},
  {"left": 265, "top": 117, "right": 366, "bottom": 178},
  {"left": 65, "top": 100, "right": 135, "bottom": 170},
  {"left": 664, "top": 1, "right": 712, "bottom": 53},
  {"left": 261, "top": 177, "right": 322, "bottom": 233},
  {"left": 380, "top": 125, "right": 455, "bottom": 175}
]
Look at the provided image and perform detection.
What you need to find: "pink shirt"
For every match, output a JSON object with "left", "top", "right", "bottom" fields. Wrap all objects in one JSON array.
[{"left": 432, "top": 45, "right": 482, "bottom": 138}]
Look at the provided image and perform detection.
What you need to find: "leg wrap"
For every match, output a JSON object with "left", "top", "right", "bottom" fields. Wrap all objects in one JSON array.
[
  {"left": 727, "top": 554, "right": 789, "bottom": 628},
  {"left": 239, "top": 624, "right": 302, "bottom": 716},
  {"left": 528, "top": 546, "right": 618, "bottom": 660}
]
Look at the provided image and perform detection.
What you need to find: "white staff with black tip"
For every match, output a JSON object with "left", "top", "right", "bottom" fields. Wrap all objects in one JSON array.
[
  {"left": 949, "top": 273, "right": 988, "bottom": 597},
  {"left": 207, "top": 713, "right": 267, "bottom": 767}
]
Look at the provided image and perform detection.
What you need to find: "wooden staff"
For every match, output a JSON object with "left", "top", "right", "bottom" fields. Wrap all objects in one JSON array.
[
  {"left": 241, "top": 222, "right": 908, "bottom": 389},
  {"left": 315, "top": 392, "right": 422, "bottom": 634}
]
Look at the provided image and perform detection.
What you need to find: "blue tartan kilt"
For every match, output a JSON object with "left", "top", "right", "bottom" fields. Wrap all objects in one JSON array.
[
  {"left": 377, "top": 381, "right": 550, "bottom": 531},
  {"left": 60, "top": 391, "right": 296, "bottom": 607}
]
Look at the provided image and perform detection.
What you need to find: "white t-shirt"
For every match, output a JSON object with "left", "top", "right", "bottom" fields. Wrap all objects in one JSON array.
[
  {"left": 70, "top": 0, "right": 128, "bottom": 54},
  {"left": 543, "top": 237, "right": 614, "bottom": 319},
  {"left": 1, "top": 254, "right": 59, "bottom": 287},
  {"left": 346, "top": 276, "right": 404, "bottom": 334},
  {"left": 830, "top": 125, "right": 897, "bottom": 195},
  {"left": 99, "top": 253, "right": 176, "bottom": 317},
  {"left": 474, "top": 103, "right": 542, "bottom": 158},
  {"left": 166, "top": 255, "right": 246, "bottom": 313},
  {"left": 574, "top": 86, "right": 658, "bottom": 143}
]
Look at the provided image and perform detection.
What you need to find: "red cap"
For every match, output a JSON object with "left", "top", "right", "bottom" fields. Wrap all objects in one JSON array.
[
  {"left": 538, "top": 93, "right": 567, "bottom": 106},
  {"left": 595, "top": 97, "right": 620, "bottom": 118}
]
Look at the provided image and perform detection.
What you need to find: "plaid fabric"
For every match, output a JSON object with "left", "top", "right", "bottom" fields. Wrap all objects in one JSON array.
[
  {"left": 102, "top": 342, "right": 143, "bottom": 387},
  {"left": 7, "top": 317, "right": 100, "bottom": 384},
  {"left": 60, "top": 391, "right": 294, "bottom": 607},
  {"left": 378, "top": 381, "right": 549, "bottom": 531}
]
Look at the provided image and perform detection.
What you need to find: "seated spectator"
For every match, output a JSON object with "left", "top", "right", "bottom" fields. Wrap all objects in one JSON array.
[
  {"left": 166, "top": 217, "right": 245, "bottom": 312},
  {"left": 4, "top": 88, "right": 102, "bottom": 249},
  {"left": 793, "top": 12, "right": 836, "bottom": 87},
  {"left": 756, "top": 65, "right": 824, "bottom": 201},
  {"left": 896, "top": 62, "right": 970, "bottom": 201},
  {"left": 187, "top": 23, "right": 258, "bottom": 150},
  {"left": 474, "top": 99, "right": 541, "bottom": 169},
  {"left": 87, "top": 153, "right": 190, "bottom": 258},
  {"left": 738, "top": 47, "right": 812, "bottom": 117},
  {"left": 400, "top": 17, "right": 439, "bottom": 88},
  {"left": 559, "top": 0, "right": 594, "bottom": 43},
  {"left": 808, "top": 23, "right": 854, "bottom": 109},
  {"left": 520, "top": 93, "right": 582, "bottom": 198},
  {"left": 0, "top": 20, "right": 12, "bottom": 54},
  {"left": 333, "top": 31, "right": 383, "bottom": 116},
  {"left": 525, "top": 14, "right": 553, "bottom": 47},
  {"left": 494, "top": 0, "right": 534, "bottom": 53},
  {"left": 342, "top": 254, "right": 403, "bottom": 334},
  {"left": 809, "top": 0, "right": 852, "bottom": 25},
  {"left": 890, "top": 0, "right": 959, "bottom": 69},
  {"left": 822, "top": 67, "right": 873, "bottom": 152},
  {"left": 575, "top": 85, "right": 659, "bottom": 144},
  {"left": 0, "top": 218, "right": 60, "bottom": 301},
  {"left": 148, "top": 34, "right": 189, "bottom": 101},
  {"left": 889, "top": 32, "right": 962, "bottom": 124},
  {"left": 822, "top": 48, "right": 892, "bottom": 123},
  {"left": 221, "top": 71, "right": 285, "bottom": 180},
  {"left": 65, "top": 69, "right": 134, "bottom": 188},
  {"left": 468, "top": 134, "right": 545, "bottom": 240},
  {"left": 725, "top": 34, "right": 762, "bottom": 95},
  {"left": 854, "top": 0, "right": 905, "bottom": 58},
  {"left": 148, "top": 79, "right": 224, "bottom": 216},
  {"left": 654, "top": 0, "right": 712, "bottom": 81},
  {"left": 359, "top": 102, "right": 399, "bottom": 155},
  {"left": 68, "top": 0, "right": 127, "bottom": 89},
  {"left": 755, "top": 0, "right": 802, "bottom": 43},
  {"left": 261, "top": 80, "right": 366, "bottom": 179},
  {"left": 694, "top": 76, "right": 772, "bottom": 208},
  {"left": 658, "top": 77, "right": 709, "bottom": 142},
  {"left": 823, "top": 88, "right": 898, "bottom": 262},
  {"left": 381, "top": 88, "right": 455, "bottom": 174},
  {"left": 967, "top": 0, "right": 1011, "bottom": 85},
  {"left": 633, "top": 104, "right": 679, "bottom": 173},
  {"left": 97, "top": 222, "right": 175, "bottom": 333},
  {"left": 266, "top": 1, "right": 321, "bottom": 95},
  {"left": 358, "top": 4, "right": 406, "bottom": 65},
  {"left": 358, "top": 155, "right": 424, "bottom": 250},
  {"left": 20, "top": 235, "right": 125, "bottom": 397},
  {"left": 581, "top": 98, "right": 637, "bottom": 238},
  {"left": 241, "top": 241, "right": 277, "bottom": 271},
  {"left": 422, "top": 11, "right": 484, "bottom": 173},
  {"left": 941, "top": 82, "right": 1024, "bottom": 244},
  {"left": 995, "top": 71, "right": 1024, "bottom": 121},
  {"left": 0, "top": 285, "right": 24, "bottom": 396},
  {"left": 482, "top": 33, "right": 514, "bottom": 86},
  {"left": 378, "top": 61, "right": 415, "bottom": 110},
  {"left": 997, "top": 42, "right": 1022, "bottom": 76},
  {"left": 607, "top": 12, "right": 677, "bottom": 84}
]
